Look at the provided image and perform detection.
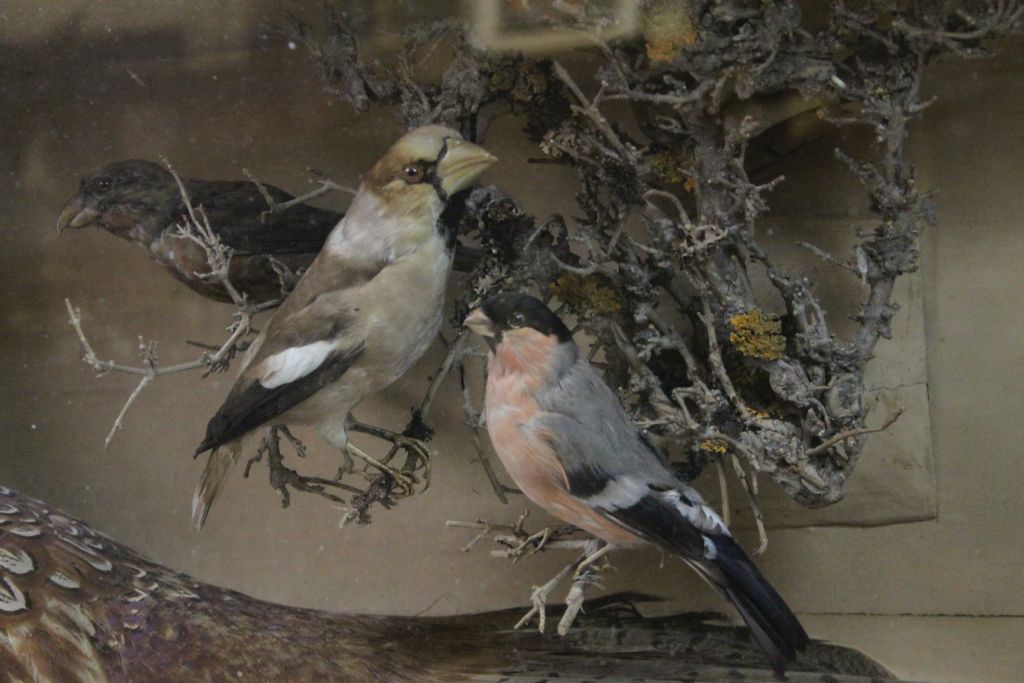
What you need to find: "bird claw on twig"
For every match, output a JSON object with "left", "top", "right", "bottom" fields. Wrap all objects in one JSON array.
[
  {"left": 345, "top": 442, "right": 419, "bottom": 496},
  {"left": 513, "top": 538, "right": 608, "bottom": 635},
  {"left": 347, "top": 420, "right": 433, "bottom": 496},
  {"left": 244, "top": 427, "right": 363, "bottom": 509},
  {"left": 559, "top": 548, "right": 609, "bottom": 636},
  {"left": 514, "top": 563, "right": 574, "bottom": 633},
  {"left": 445, "top": 514, "right": 606, "bottom": 634}
]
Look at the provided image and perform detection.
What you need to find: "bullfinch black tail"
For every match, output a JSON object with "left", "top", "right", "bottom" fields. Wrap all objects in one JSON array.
[{"left": 696, "top": 535, "right": 809, "bottom": 677}]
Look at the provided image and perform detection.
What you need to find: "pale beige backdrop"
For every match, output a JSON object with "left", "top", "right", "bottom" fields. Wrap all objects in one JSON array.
[{"left": 1, "top": 3, "right": 1022, "bottom": 682}]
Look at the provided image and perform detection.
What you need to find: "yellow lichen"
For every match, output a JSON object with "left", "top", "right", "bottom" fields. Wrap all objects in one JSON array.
[
  {"left": 549, "top": 274, "right": 621, "bottom": 319},
  {"left": 729, "top": 308, "right": 787, "bottom": 361},
  {"left": 644, "top": 2, "right": 698, "bottom": 63},
  {"left": 650, "top": 150, "right": 691, "bottom": 186},
  {"left": 699, "top": 439, "right": 729, "bottom": 454}
]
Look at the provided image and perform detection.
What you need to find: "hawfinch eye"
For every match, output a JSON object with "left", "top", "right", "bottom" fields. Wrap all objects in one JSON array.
[
  {"left": 402, "top": 164, "right": 424, "bottom": 183},
  {"left": 509, "top": 312, "right": 526, "bottom": 328}
]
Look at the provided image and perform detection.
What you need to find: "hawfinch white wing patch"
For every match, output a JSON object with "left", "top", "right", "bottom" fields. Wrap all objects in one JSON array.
[{"left": 259, "top": 341, "right": 337, "bottom": 389}]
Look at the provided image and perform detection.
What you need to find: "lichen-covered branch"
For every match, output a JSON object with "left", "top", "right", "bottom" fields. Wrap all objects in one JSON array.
[{"left": 287, "top": 1, "right": 1021, "bottom": 524}]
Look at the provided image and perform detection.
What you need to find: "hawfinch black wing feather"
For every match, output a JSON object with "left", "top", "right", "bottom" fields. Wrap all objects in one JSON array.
[
  {"left": 196, "top": 347, "right": 364, "bottom": 455},
  {"left": 195, "top": 257, "right": 384, "bottom": 454}
]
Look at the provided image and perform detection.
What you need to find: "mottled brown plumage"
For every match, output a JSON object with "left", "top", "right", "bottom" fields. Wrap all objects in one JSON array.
[{"left": 0, "top": 484, "right": 900, "bottom": 682}]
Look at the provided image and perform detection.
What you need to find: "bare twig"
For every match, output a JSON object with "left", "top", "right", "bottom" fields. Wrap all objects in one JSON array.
[
  {"left": 243, "top": 168, "right": 358, "bottom": 213},
  {"left": 105, "top": 374, "right": 153, "bottom": 449},
  {"left": 715, "top": 458, "right": 730, "bottom": 527},
  {"left": 805, "top": 407, "right": 905, "bottom": 457}
]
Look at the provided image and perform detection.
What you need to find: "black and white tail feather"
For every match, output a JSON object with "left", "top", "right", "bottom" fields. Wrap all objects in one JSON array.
[
  {"left": 606, "top": 488, "right": 809, "bottom": 677},
  {"left": 691, "top": 537, "right": 809, "bottom": 676}
]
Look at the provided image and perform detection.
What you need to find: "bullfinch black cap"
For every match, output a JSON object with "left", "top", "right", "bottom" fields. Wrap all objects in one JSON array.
[{"left": 480, "top": 292, "right": 573, "bottom": 342}]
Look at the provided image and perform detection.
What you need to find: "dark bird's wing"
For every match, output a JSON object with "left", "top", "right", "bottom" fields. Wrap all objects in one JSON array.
[
  {"left": 537, "top": 360, "right": 809, "bottom": 675},
  {"left": 0, "top": 484, "right": 892, "bottom": 682},
  {"left": 182, "top": 179, "right": 342, "bottom": 256}
]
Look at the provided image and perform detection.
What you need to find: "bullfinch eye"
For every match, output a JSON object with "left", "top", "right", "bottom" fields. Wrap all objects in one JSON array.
[
  {"left": 509, "top": 312, "right": 526, "bottom": 328},
  {"left": 96, "top": 177, "right": 113, "bottom": 192},
  {"left": 402, "top": 164, "right": 424, "bottom": 183}
]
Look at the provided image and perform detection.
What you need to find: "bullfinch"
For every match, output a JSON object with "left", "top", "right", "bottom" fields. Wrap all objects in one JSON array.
[{"left": 465, "top": 291, "right": 809, "bottom": 676}]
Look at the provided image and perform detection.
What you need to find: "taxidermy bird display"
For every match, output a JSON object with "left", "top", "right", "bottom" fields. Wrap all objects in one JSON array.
[
  {"left": 465, "top": 293, "right": 810, "bottom": 676},
  {"left": 192, "top": 125, "right": 497, "bottom": 528},
  {"left": 56, "top": 159, "right": 344, "bottom": 304},
  {"left": 0, "top": 483, "right": 896, "bottom": 682}
]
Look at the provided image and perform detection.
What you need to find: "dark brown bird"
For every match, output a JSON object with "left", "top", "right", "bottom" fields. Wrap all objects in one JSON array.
[
  {"left": 56, "top": 160, "right": 483, "bottom": 306},
  {"left": 56, "top": 159, "right": 343, "bottom": 304},
  {"left": 0, "top": 483, "right": 897, "bottom": 682}
]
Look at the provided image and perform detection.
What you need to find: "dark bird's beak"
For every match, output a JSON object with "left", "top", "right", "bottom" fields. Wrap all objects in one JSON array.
[
  {"left": 438, "top": 139, "right": 497, "bottom": 197},
  {"left": 463, "top": 307, "right": 495, "bottom": 338},
  {"left": 56, "top": 195, "right": 100, "bottom": 234}
]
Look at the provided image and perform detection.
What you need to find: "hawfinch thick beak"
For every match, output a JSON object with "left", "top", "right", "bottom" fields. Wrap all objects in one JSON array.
[
  {"left": 463, "top": 307, "right": 495, "bottom": 337},
  {"left": 438, "top": 139, "right": 497, "bottom": 196},
  {"left": 56, "top": 195, "right": 100, "bottom": 234}
]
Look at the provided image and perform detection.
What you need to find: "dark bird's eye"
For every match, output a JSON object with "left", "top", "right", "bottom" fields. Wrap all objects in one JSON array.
[
  {"left": 402, "top": 164, "right": 423, "bottom": 183},
  {"left": 95, "top": 177, "right": 113, "bottom": 192},
  {"left": 509, "top": 312, "right": 526, "bottom": 328}
]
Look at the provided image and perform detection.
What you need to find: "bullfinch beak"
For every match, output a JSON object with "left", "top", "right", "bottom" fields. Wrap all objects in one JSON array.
[
  {"left": 436, "top": 139, "right": 497, "bottom": 197},
  {"left": 463, "top": 307, "right": 495, "bottom": 337},
  {"left": 56, "top": 195, "right": 99, "bottom": 233}
]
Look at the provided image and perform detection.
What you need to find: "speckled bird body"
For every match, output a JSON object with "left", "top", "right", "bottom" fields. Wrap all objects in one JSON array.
[{"left": 0, "top": 484, "right": 896, "bottom": 682}]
